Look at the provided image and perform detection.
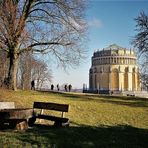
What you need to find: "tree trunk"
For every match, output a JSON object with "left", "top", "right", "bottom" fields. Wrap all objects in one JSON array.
[
  {"left": 8, "top": 51, "right": 19, "bottom": 91},
  {"left": 21, "top": 71, "right": 25, "bottom": 90}
]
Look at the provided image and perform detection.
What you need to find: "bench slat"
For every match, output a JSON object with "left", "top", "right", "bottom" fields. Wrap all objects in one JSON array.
[
  {"left": 0, "top": 102, "right": 15, "bottom": 109},
  {"left": 37, "top": 114, "right": 69, "bottom": 123},
  {"left": 33, "top": 102, "right": 69, "bottom": 112}
]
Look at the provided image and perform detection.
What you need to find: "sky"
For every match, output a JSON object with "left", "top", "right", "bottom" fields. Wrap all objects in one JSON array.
[{"left": 52, "top": 0, "right": 148, "bottom": 89}]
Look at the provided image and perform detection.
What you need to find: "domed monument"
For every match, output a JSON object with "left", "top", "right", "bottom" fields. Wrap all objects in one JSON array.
[{"left": 89, "top": 44, "right": 140, "bottom": 94}]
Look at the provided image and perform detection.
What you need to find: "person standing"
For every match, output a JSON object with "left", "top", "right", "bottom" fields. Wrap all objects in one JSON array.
[
  {"left": 64, "top": 84, "right": 67, "bottom": 92},
  {"left": 31, "top": 80, "right": 35, "bottom": 90},
  {"left": 57, "top": 84, "right": 60, "bottom": 91},
  {"left": 51, "top": 84, "right": 54, "bottom": 90},
  {"left": 68, "top": 84, "right": 72, "bottom": 92}
]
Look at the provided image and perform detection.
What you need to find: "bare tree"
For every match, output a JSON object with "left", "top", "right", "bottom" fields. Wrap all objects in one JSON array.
[
  {"left": 18, "top": 53, "right": 52, "bottom": 90},
  {"left": 0, "top": 0, "right": 87, "bottom": 90},
  {"left": 140, "top": 65, "right": 148, "bottom": 91},
  {"left": 31, "top": 58, "right": 52, "bottom": 90},
  {"left": 132, "top": 11, "right": 148, "bottom": 56},
  {"left": 17, "top": 52, "right": 32, "bottom": 89},
  {"left": 132, "top": 11, "right": 148, "bottom": 90}
]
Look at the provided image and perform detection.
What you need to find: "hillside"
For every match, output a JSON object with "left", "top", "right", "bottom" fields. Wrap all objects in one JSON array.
[{"left": 0, "top": 89, "right": 148, "bottom": 147}]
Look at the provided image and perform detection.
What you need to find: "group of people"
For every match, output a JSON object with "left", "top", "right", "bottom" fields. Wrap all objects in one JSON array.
[
  {"left": 31, "top": 80, "right": 72, "bottom": 92},
  {"left": 51, "top": 84, "right": 72, "bottom": 92},
  {"left": 64, "top": 84, "right": 72, "bottom": 92}
]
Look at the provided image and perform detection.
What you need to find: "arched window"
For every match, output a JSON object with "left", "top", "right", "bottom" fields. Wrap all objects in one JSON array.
[
  {"left": 114, "top": 58, "right": 117, "bottom": 64},
  {"left": 94, "top": 67, "right": 97, "bottom": 73}
]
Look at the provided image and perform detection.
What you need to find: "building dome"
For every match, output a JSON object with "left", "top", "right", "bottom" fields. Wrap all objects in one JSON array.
[
  {"left": 104, "top": 44, "right": 124, "bottom": 50},
  {"left": 89, "top": 44, "right": 140, "bottom": 93}
]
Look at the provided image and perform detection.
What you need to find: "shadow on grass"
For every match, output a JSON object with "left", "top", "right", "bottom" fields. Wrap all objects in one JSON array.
[{"left": 13, "top": 124, "right": 148, "bottom": 148}]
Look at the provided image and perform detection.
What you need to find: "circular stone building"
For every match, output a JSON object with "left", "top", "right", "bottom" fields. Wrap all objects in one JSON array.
[{"left": 89, "top": 44, "right": 140, "bottom": 93}]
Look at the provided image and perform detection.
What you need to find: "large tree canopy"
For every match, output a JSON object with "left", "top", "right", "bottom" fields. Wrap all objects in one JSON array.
[{"left": 0, "top": 0, "right": 87, "bottom": 90}]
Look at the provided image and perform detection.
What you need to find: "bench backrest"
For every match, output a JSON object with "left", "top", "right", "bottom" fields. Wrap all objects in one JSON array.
[
  {"left": 0, "top": 102, "right": 15, "bottom": 109},
  {"left": 33, "top": 102, "right": 69, "bottom": 112}
]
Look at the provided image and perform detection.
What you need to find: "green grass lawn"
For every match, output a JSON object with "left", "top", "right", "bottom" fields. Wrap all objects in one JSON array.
[{"left": 0, "top": 89, "right": 148, "bottom": 148}]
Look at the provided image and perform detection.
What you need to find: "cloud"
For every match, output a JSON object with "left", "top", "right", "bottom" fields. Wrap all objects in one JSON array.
[
  {"left": 88, "top": 18, "right": 103, "bottom": 28},
  {"left": 69, "top": 17, "right": 84, "bottom": 30}
]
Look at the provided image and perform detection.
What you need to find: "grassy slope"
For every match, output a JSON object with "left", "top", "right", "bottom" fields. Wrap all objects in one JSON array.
[{"left": 0, "top": 89, "right": 148, "bottom": 148}]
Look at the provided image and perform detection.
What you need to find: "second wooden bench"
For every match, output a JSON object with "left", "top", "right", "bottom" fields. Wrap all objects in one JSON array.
[{"left": 29, "top": 102, "right": 69, "bottom": 127}]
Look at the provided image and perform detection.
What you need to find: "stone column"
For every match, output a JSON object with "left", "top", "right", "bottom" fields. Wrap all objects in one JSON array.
[
  {"left": 89, "top": 74, "right": 93, "bottom": 89},
  {"left": 134, "top": 72, "right": 138, "bottom": 91},
  {"left": 94, "top": 74, "right": 97, "bottom": 89},
  {"left": 109, "top": 70, "right": 111, "bottom": 91},
  {"left": 128, "top": 72, "right": 132, "bottom": 91},
  {"left": 92, "top": 74, "right": 94, "bottom": 90},
  {"left": 118, "top": 72, "right": 124, "bottom": 91},
  {"left": 97, "top": 81, "right": 100, "bottom": 91},
  {"left": 113, "top": 57, "right": 114, "bottom": 64},
  {"left": 109, "top": 57, "right": 111, "bottom": 64}
]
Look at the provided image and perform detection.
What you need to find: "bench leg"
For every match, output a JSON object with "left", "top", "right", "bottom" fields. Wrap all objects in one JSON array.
[
  {"left": 0, "top": 121, "right": 7, "bottom": 129},
  {"left": 62, "top": 121, "right": 70, "bottom": 127},
  {"left": 16, "top": 120, "right": 28, "bottom": 130},
  {"left": 54, "top": 121, "right": 62, "bottom": 127},
  {"left": 28, "top": 117, "right": 36, "bottom": 127},
  {"left": 9, "top": 119, "right": 28, "bottom": 130},
  {"left": 54, "top": 121, "right": 69, "bottom": 127}
]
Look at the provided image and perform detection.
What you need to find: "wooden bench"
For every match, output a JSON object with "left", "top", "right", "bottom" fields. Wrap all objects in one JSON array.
[{"left": 29, "top": 102, "right": 69, "bottom": 127}]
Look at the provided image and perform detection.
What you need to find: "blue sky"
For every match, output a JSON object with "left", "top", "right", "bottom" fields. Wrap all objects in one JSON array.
[{"left": 52, "top": 0, "right": 148, "bottom": 89}]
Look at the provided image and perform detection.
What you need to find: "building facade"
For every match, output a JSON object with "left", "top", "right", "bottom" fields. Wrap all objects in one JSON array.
[{"left": 89, "top": 44, "right": 140, "bottom": 93}]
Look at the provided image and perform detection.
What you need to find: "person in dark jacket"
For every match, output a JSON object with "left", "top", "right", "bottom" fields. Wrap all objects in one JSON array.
[
  {"left": 51, "top": 84, "right": 54, "bottom": 90},
  {"left": 57, "top": 84, "right": 60, "bottom": 91},
  {"left": 64, "top": 84, "right": 67, "bottom": 92},
  {"left": 68, "top": 84, "right": 72, "bottom": 92},
  {"left": 31, "top": 80, "right": 35, "bottom": 90}
]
